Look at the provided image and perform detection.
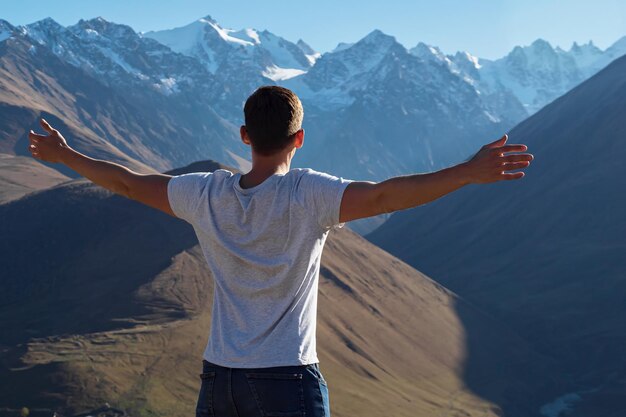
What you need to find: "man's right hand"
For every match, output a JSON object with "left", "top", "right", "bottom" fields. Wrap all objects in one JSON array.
[
  {"left": 463, "top": 134, "right": 533, "bottom": 184},
  {"left": 28, "top": 118, "right": 71, "bottom": 163}
]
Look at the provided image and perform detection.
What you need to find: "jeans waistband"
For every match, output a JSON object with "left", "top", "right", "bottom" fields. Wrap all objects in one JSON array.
[{"left": 202, "top": 359, "right": 319, "bottom": 371}]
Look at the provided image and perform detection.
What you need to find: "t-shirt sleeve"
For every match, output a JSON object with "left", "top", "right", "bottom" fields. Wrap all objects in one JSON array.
[
  {"left": 167, "top": 172, "right": 212, "bottom": 224},
  {"left": 297, "top": 169, "right": 355, "bottom": 231}
]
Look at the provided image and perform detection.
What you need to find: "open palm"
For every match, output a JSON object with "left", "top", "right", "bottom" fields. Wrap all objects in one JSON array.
[{"left": 466, "top": 134, "right": 533, "bottom": 183}]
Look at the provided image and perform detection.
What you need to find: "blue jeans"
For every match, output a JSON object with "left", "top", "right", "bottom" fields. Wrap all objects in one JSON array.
[{"left": 196, "top": 359, "right": 331, "bottom": 417}]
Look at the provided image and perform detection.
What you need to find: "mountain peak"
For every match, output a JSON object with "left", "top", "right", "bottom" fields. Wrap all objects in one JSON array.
[
  {"left": 199, "top": 15, "right": 218, "bottom": 24},
  {"left": 40, "top": 17, "right": 60, "bottom": 25},
  {"left": 0, "top": 18, "right": 14, "bottom": 29},
  {"left": 569, "top": 39, "right": 601, "bottom": 55},
  {"left": 0, "top": 19, "right": 15, "bottom": 41},
  {"left": 28, "top": 17, "right": 64, "bottom": 31},
  {"left": 453, "top": 50, "right": 483, "bottom": 69},
  {"left": 78, "top": 16, "right": 110, "bottom": 26},
  {"left": 505, "top": 38, "right": 556, "bottom": 62},
  {"left": 411, "top": 42, "right": 443, "bottom": 56},
  {"left": 231, "top": 27, "right": 261, "bottom": 44},
  {"left": 607, "top": 35, "right": 626, "bottom": 51},
  {"left": 80, "top": 16, "right": 114, "bottom": 26},
  {"left": 332, "top": 42, "right": 354, "bottom": 53},
  {"left": 530, "top": 38, "right": 553, "bottom": 50},
  {"left": 296, "top": 39, "right": 316, "bottom": 55},
  {"left": 356, "top": 29, "right": 398, "bottom": 53},
  {"left": 23, "top": 17, "right": 67, "bottom": 44},
  {"left": 72, "top": 17, "right": 138, "bottom": 41},
  {"left": 362, "top": 29, "right": 395, "bottom": 43}
]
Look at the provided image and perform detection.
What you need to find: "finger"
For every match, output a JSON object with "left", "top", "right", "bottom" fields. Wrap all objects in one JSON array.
[
  {"left": 501, "top": 172, "right": 525, "bottom": 180},
  {"left": 29, "top": 130, "right": 46, "bottom": 141},
  {"left": 492, "top": 144, "right": 528, "bottom": 154},
  {"left": 40, "top": 118, "right": 55, "bottom": 134},
  {"left": 501, "top": 161, "right": 530, "bottom": 171},
  {"left": 501, "top": 153, "right": 534, "bottom": 163},
  {"left": 484, "top": 134, "right": 508, "bottom": 149},
  {"left": 28, "top": 144, "right": 37, "bottom": 152}
]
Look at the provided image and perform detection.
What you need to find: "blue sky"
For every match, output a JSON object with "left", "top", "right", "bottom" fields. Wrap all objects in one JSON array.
[{"left": 2, "top": 0, "right": 625, "bottom": 59}]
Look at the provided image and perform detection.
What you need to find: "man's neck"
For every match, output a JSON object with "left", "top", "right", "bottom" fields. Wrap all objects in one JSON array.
[{"left": 240, "top": 151, "right": 293, "bottom": 189}]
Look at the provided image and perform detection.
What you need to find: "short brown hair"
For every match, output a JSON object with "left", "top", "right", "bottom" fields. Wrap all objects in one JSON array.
[{"left": 243, "top": 85, "right": 304, "bottom": 156}]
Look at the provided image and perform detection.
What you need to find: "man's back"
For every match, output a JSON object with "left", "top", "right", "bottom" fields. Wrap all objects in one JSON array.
[{"left": 167, "top": 167, "right": 354, "bottom": 368}]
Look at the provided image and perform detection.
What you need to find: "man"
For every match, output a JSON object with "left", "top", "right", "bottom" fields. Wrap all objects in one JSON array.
[{"left": 28, "top": 85, "right": 533, "bottom": 417}]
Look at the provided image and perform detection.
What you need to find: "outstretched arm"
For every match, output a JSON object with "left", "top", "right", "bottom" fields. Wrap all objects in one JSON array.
[
  {"left": 338, "top": 134, "right": 533, "bottom": 223},
  {"left": 28, "top": 118, "right": 176, "bottom": 217}
]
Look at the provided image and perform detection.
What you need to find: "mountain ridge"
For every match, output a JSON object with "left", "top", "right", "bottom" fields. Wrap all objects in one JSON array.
[{"left": 3, "top": 15, "right": 624, "bottom": 186}]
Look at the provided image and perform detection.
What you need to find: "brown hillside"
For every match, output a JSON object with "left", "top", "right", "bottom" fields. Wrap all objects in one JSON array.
[
  {"left": 0, "top": 161, "right": 557, "bottom": 417},
  {"left": 0, "top": 153, "right": 70, "bottom": 203}
]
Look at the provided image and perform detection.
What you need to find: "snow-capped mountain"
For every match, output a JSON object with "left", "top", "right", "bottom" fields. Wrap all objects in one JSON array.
[
  {"left": 3, "top": 14, "right": 625, "bottom": 220},
  {"left": 295, "top": 39, "right": 320, "bottom": 65},
  {"left": 567, "top": 40, "right": 604, "bottom": 70},
  {"left": 283, "top": 30, "right": 402, "bottom": 109},
  {"left": 277, "top": 29, "right": 520, "bottom": 234},
  {"left": 144, "top": 15, "right": 316, "bottom": 79},
  {"left": 1, "top": 16, "right": 248, "bottom": 173},
  {"left": 478, "top": 39, "right": 592, "bottom": 114},
  {"left": 20, "top": 17, "right": 223, "bottom": 98},
  {"left": 408, "top": 42, "right": 528, "bottom": 124},
  {"left": 428, "top": 37, "right": 626, "bottom": 114},
  {"left": 283, "top": 29, "right": 516, "bottom": 176},
  {"left": 142, "top": 15, "right": 320, "bottom": 119},
  {"left": 143, "top": 16, "right": 319, "bottom": 76},
  {"left": 410, "top": 42, "right": 454, "bottom": 66}
]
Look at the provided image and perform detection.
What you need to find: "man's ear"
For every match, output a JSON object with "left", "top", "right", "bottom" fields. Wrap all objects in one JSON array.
[
  {"left": 294, "top": 128, "right": 304, "bottom": 149},
  {"left": 240, "top": 125, "right": 251, "bottom": 146}
]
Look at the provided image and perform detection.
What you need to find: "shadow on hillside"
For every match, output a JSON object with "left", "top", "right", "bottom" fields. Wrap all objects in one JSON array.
[
  {"left": 452, "top": 298, "right": 563, "bottom": 417},
  {"left": 0, "top": 182, "right": 199, "bottom": 347}
]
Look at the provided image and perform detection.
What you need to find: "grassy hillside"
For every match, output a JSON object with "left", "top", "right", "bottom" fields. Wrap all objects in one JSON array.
[{"left": 0, "top": 161, "right": 557, "bottom": 417}]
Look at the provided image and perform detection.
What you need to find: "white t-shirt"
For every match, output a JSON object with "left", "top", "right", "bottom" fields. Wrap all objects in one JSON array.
[{"left": 167, "top": 167, "right": 354, "bottom": 368}]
